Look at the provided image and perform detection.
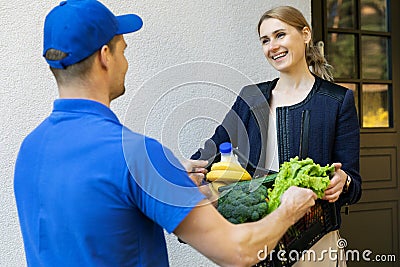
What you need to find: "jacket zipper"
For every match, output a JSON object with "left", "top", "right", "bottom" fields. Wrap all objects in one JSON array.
[{"left": 299, "top": 109, "right": 310, "bottom": 160}]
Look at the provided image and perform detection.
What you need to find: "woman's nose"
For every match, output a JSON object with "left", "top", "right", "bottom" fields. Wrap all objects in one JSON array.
[{"left": 268, "top": 39, "right": 279, "bottom": 51}]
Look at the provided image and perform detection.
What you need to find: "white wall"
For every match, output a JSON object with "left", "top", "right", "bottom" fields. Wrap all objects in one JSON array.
[{"left": 0, "top": 1, "right": 310, "bottom": 266}]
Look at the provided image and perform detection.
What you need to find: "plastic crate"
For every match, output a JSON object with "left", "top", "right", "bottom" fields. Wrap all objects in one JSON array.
[
  {"left": 227, "top": 150, "right": 339, "bottom": 266},
  {"left": 217, "top": 175, "right": 338, "bottom": 266},
  {"left": 254, "top": 199, "right": 338, "bottom": 267},
  {"left": 208, "top": 149, "right": 339, "bottom": 266}
]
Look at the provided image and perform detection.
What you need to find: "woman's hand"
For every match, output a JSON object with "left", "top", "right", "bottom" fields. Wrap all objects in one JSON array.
[{"left": 322, "top": 162, "right": 347, "bottom": 203}]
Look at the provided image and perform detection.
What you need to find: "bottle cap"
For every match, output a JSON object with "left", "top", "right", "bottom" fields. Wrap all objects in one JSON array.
[{"left": 219, "top": 142, "right": 232, "bottom": 153}]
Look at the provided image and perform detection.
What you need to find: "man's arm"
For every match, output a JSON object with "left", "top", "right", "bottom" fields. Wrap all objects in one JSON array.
[{"left": 174, "top": 186, "right": 317, "bottom": 267}]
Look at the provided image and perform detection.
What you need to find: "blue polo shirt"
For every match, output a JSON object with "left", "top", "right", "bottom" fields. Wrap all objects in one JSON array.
[{"left": 14, "top": 99, "right": 205, "bottom": 267}]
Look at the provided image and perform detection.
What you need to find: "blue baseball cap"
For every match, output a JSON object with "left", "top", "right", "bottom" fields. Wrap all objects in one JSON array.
[{"left": 43, "top": 0, "right": 143, "bottom": 69}]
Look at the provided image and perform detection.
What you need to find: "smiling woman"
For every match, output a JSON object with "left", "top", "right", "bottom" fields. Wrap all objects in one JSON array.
[
  {"left": 191, "top": 5, "right": 361, "bottom": 267},
  {"left": 258, "top": 6, "right": 333, "bottom": 82}
]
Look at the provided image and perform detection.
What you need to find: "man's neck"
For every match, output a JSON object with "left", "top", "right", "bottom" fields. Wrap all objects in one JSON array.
[{"left": 58, "top": 81, "right": 111, "bottom": 107}]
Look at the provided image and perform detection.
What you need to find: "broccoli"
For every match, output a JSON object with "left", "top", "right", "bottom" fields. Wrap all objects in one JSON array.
[{"left": 217, "top": 181, "right": 269, "bottom": 224}]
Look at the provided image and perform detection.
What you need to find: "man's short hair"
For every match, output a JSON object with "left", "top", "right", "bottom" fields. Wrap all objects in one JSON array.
[{"left": 46, "top": 37, "right": 117, "bottom": 85}]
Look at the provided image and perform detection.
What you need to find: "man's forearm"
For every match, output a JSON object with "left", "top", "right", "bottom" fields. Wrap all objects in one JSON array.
[{"left": 226, "top": 204, "right": 295, "bottom": 266}]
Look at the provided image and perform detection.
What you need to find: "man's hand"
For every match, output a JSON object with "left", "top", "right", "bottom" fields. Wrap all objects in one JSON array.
[
  {"left": 180, "top": 159, "right": 208, "bottom": 186},
  {"left": 280, "top": 186, "right": 317, "bottom": 224},
  {"left": 180, "top": 159, "right": 218, "bottom": 201}
]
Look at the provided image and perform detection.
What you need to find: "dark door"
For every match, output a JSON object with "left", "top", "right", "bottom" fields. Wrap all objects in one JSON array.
[{"left": 312, "top": 0, "right": 399, "bottom": 266}]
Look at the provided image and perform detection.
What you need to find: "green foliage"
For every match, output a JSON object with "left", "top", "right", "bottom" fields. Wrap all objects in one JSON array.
[{"left": 267, "top": 157, "right": 334, "bottom": 213}]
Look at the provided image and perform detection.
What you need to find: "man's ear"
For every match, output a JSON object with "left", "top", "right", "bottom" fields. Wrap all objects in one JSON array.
[{"left": 99, "top": 45, "right": 111, "bottom": 69}]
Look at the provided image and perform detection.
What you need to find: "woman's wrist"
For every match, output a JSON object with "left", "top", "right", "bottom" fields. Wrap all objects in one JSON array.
[{"left": 342, "top": 174, "right": 352, "bottom": 194}]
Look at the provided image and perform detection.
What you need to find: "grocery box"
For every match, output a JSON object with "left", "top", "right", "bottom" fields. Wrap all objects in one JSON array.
[
  {"left": 254, "top": 199, "right": 338, "bottom": 267},
  {"left": 211, "top": 149, "right": 339, "bottom": 266},
  {"left": 218, "top": 176, "right": 338, "bottom": 266}
]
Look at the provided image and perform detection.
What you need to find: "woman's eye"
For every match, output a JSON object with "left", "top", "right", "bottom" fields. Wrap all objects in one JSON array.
[
  {"left": 261, "top": 39, "right": 269, "bottom": 45},
  {"left": 277, "top": 32, "right": 285, "bottom": 39}
]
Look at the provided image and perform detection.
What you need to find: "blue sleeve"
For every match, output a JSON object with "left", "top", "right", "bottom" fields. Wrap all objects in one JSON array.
[
  {"left": 334, "top": 89, "right": 362, "bottom": 206},
  {"left": 124, "top": 135, "right": 205, "bottom": 233}
]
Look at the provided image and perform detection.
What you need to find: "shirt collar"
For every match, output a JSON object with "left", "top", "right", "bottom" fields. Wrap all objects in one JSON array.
[{"left": 53, "top": 98, "right": 120, "bottom": 123}]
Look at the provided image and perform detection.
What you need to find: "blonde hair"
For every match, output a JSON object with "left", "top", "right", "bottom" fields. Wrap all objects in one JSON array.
[{"left": 258, "top": 6, "right": 333, "bottom": 81}]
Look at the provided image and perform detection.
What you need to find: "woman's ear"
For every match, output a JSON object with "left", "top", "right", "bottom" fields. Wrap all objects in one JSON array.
[{"left": 302, "top": 26, "right": 312, "bottom": 44}]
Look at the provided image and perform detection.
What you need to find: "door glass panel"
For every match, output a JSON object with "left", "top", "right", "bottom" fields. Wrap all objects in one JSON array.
[
  {"left": 362, "top": 36, "right": 389, "bottom": 79},
  {"left": 360, "top": 0, "right": 388, "bottom": 31},
  {"left": 362, "top": 84, "right": 389, "bottom": 128},
  {"left": 338, "top": 83, "right": 359, "bottom": 115},
  {"left": 328, "top": 33, "right": 356, "bottom": 78},
  {"left": 327, "top": 0, "right": 356, "bottom": 29}
]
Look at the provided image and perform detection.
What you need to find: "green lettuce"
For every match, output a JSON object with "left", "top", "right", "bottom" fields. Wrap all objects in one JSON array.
[{"left": 267, "top": 156, "right": 334, "bottom": 213}]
